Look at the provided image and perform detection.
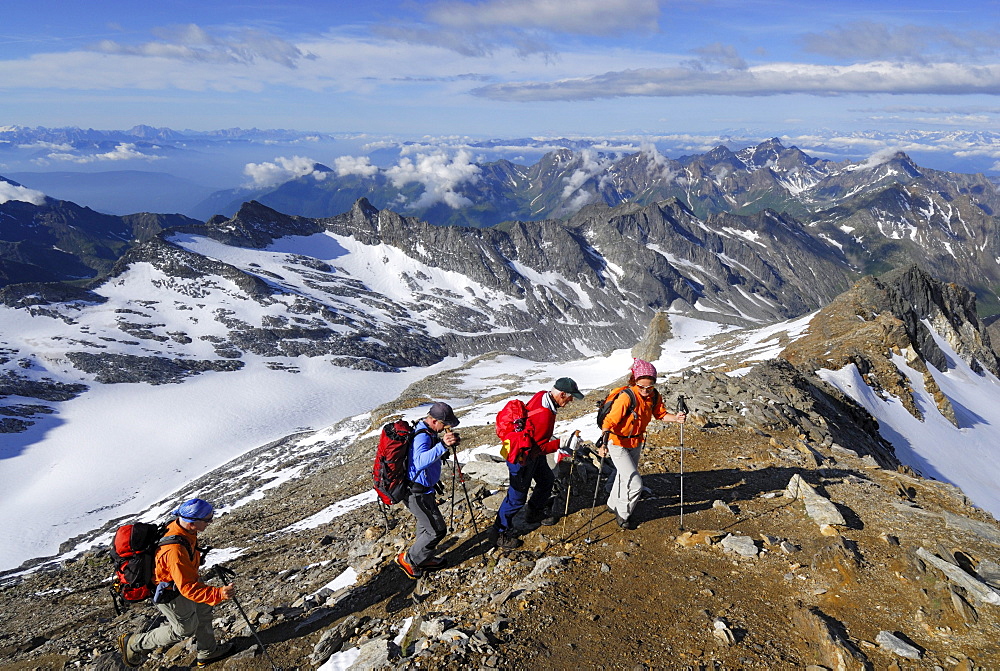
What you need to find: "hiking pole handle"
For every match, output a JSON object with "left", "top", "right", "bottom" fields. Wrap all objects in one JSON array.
[
  {"left": 444, "top": 425, "right": 462, "bottom": 446},
  {"left": 676, "top": 394, "right": 688, "bottom": 416}
]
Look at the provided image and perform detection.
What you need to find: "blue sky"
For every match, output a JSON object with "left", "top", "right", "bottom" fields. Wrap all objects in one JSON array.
[{"left": 1, "top": 0, "right": 999, "bottom": 137}]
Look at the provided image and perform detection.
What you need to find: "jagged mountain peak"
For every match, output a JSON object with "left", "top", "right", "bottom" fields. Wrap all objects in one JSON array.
[
  {"left": 782, "top": 264, "right": 998, "bottom": 426},
  {"left": 735, "top": 136, "right": 786, "bottom": 168},
  {"left": 204, "top": 199, "right": 321, "bottom": 248}
]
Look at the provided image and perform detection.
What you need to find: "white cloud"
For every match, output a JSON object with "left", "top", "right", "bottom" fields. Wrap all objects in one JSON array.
[
  {"left": 17, "top": 141, "right": 74, "bottom": 151},
  {"left": 0, "top": 181, "right": 46, "bottom": 205},
  {"left": 856, "top": 147, "right": 904, "bottom": 170},
  {"left": 801, "top": 22, "right": 932, "bottom": 62},
  {"left": 562, "top": 189, "right": 595, "bottom": 213},
  {"left": 639, "top": 142, "right": 678, "bottom": 182},
  {"left": 386, "top": 149, "right": 481, "bottom": 209},
  {"left": 334, "top": 155, "right": 379, "bottom": 178},
  {"left": 561, "top": 149, "right": 615, "bottom": 198},
  {"left": 93, "top": 24, "right": 313, "bottom": 68},
  {"left": 801, "top": 22, "right": 1000, "bottom": 63},
  {"left": 44, "top": 143, "right": 163, "bottom": 164},
  {"left": 379, "top": 0, "right": 659, "bottom": 57},
  {"left": 474, "top": 61, "right": 1000, "bottom": 101},
  {"left": 426, "top": 0, "right": 659, "bottom": 36},
  {"left": 243, "top": 156, "right": 321, "bottom": 188}
]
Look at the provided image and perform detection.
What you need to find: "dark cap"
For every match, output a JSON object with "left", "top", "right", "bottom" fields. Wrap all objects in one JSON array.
[
  {"left": 553, "top": 377, "right": 584, "bottom": 400},
  {"left": 428, "top": 401, "right": 459, "bottom": 427}
]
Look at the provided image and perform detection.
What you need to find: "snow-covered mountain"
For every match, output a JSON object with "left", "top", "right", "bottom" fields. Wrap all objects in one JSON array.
[
  {"left": 1, "top": 183, "right": 998, "bottom": 575},
  {"left": 4, "top": 236, "right": 1000, "bottom": 667}
]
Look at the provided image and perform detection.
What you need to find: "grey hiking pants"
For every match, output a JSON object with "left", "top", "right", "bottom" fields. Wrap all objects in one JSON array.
[
  {"left": 606, "top": 443, "right": 643, "bottom": 521},
  {"left": 405, "top": 486, "right": 447, "bottom": 565},
  {"left": 129, "top": 593, "right": 219, "bottom": 659}
]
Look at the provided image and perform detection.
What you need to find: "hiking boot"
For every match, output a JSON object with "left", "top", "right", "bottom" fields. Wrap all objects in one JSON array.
[
  {"left": 196, "top": 641, "right": 234, "bottom": 667},
  {"left": 395, "top": 552, "right": 423, "bottom": 579},
  {"left": 419, "top": 556, "right": 448, "bottom": 571},
  {"left": 117, "top": 633, "right": 143, "bottom": 668},
  {"left": 495, "top": 530, "right": 523, "bottom": 550},
  {"left": 525, "top": 507, "right": 557, "bottom": 526},
  {"left": 615, "top": 514, "right": 636, "bottom": 530}
]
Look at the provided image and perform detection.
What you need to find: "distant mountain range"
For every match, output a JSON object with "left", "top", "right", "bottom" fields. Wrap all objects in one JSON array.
[
  {"left": 2, "top": 138, "right": 999, "bottom": 315},
  {"left": 193, "top": 138, "right": 999, "bottom": 224},
  {"left": 193, "top": 139, "right": 1000, "bottom": 315}
]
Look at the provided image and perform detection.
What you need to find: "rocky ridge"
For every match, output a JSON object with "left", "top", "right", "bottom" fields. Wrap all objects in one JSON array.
[
  {"left": 3, "top": 271, "right": 1000, "bottom": 669},
  {"left": 0, "top": 195, "right": 858, "bottom": 433}
]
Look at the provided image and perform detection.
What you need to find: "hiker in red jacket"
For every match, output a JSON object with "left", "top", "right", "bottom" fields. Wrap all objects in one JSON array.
[
  {"left": 492, "top": 377, "right": 584, "bottom": 549},
  {"left": 118, "top": 499, "right": 234, "bottom": 668},
  {"left": 601, "top": 359, "right": 685, "bottom": 529}
]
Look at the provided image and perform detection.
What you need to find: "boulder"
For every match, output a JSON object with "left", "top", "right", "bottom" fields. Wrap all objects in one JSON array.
[{"left": 786, "top": 475, "right": 846, "bottom": 527}]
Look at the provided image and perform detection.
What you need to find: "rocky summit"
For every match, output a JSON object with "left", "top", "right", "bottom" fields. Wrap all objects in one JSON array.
[{"left": 3, "top": 270, "right": 1000, "bottom": 669}]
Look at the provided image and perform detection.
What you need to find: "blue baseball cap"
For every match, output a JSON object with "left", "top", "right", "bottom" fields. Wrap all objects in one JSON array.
[{"left": 172, "top": 498, "right": 214, "bottom": 522}]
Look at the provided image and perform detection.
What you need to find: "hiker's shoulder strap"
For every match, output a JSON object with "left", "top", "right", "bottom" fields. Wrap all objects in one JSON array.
[
  {"left": 615, "top": 387, "right": 638, "bottom": 418},
  {"left": 526, "top": 391, "right": 557, "bottom": 423},
  {"left": 158, "top": 534, "right": 195, "bottom": 561}
]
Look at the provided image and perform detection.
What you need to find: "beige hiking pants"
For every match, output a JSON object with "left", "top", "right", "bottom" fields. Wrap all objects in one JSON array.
[
  {"left": 606, "top": 443, "right": 642, "bottom": 521},
  {"left": 129, "top": 594, "right": 219, "bottom": 659}
]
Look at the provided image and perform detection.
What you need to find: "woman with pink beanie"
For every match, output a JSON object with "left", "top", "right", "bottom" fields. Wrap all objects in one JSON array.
[{"left": 599, "top": 358, "right": 685, "bottom": 529}]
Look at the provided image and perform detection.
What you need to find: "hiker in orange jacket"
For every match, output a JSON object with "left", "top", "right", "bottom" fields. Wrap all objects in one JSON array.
[
  {"left": 118, "top": 498, "right": 235, "bottom": 668},
  {"left": 601, "top": 359, "right": 685, "bottom": 530}
]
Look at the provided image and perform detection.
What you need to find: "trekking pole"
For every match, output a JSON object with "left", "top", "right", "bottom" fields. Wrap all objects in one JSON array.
[
  {"left": 213, "top": 565, "right": 280, "bottom": 671},
  {"left": 584, "top": 432, "right": 610, "bottom": 544},
  {"left": 378, "top": 500, "right": 394, "bottom": 530},
  {"left": 676, "top": 395, "right": 689, "bottom": 532},
  {"left": 446, "top": 428, "right": 480, "bottom": 535},
  {"left": 449, "top": 450, "right": 458, "bottom": 532},
  {"left": 561, "top": 431, "right": 581, "bottom": 539}
]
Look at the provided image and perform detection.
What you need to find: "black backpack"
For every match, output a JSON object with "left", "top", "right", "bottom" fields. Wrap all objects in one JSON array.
[{"left": 596, "top": 385, "right": 660, "bottom": 438}]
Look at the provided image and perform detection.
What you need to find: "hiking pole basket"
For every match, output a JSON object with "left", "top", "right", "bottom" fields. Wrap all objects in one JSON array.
[
  {"left": 677, "top": 395, "right": 689, "bottom": 531},
  {"left": 213, "top": 565, "right": 281, "bottom": 671}
]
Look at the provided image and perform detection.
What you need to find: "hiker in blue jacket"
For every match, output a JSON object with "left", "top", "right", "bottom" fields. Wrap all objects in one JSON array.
[{"left": 395, "top": 402, "right": 461, "bottom": 579}]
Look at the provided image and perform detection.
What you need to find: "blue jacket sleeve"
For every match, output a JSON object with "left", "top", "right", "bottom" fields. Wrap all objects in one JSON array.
[{"left": 408, "top": 423, "right": 447, "bottom": 486}]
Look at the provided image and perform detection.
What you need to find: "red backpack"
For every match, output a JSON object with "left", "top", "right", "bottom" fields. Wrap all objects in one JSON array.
[
  {"left": 495, "top": 398, "right": 536, "bottom": 464},
  {"left": 110, "top": 522, "right": 193, "bottom": 606},
  {"left": 373, "top": 421, "right": 429, "bottom": 505}
]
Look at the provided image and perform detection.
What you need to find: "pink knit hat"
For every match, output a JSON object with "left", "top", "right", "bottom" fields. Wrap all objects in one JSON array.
[{"left": 631, "top": 358, "right": 657, "bottom": 380}]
